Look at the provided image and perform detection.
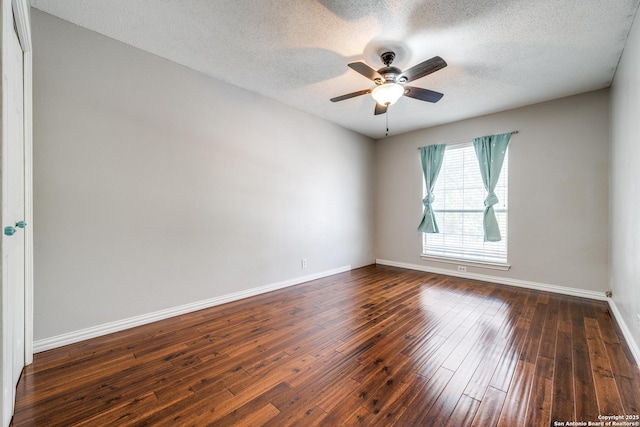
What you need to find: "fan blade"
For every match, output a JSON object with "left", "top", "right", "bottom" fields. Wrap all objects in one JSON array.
[
  {"left": 348, "top": 62, "right": 382, "bottom": 81},
  {"left": 374, "top": 103, "right": 387, "bottom": 115},
  {"left": 400, "top": 56, "right": 447, "bottom": 83},
  {"left": 403, "top": 86, "right": 444, "bottom": 103},
  {"left": 330, "top": 89, "right": 372, "bottom": 102}
]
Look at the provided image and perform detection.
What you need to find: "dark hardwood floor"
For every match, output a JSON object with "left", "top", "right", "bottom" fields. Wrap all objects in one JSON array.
[{"left": 12, "top": 265, "right": 640, "bottom": 426}]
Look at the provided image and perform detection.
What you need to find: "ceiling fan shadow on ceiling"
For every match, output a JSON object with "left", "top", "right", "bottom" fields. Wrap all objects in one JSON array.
[{"left": 330, "top": 51, "right": 447, "bottom": 115}]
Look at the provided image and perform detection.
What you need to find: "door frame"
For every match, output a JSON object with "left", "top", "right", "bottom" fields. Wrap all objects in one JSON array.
[{"left": 1, "top": 0, "right": 32, "bottom": 424}]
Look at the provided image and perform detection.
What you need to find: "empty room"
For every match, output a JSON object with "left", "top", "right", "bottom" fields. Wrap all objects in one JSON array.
[{"left": 2, "top": 0, "right": 640, "bottom": 426}]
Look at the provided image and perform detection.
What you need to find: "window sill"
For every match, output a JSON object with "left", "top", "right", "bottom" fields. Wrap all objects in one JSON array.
[{"left": 420, "top": 254, "right": 511, "bottom": 271}]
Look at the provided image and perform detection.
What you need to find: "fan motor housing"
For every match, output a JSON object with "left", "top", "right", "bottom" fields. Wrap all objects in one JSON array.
[{"left": 376, "top": 66, "right": 402, "bottom": 84}]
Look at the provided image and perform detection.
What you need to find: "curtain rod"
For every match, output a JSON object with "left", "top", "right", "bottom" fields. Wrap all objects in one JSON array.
[{"left": 417, "top": 130, "right": 518, "bottom": 150}]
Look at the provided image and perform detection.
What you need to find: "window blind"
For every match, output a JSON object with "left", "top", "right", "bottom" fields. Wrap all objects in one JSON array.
[{"left": 423, "top": 143, "right": 509, "bottom": 264}]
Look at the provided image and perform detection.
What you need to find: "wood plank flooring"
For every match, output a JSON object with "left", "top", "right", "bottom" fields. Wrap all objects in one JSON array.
[{"left": 12, "top": 265, "right": 640, "bottom": 426}]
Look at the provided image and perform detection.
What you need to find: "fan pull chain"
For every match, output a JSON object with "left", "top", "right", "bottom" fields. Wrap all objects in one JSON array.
[{"left": 386, "top": 108, "right": 389, "bottom": 137}]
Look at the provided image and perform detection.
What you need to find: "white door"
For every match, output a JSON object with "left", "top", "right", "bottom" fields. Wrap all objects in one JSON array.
[{"left": 2, "top": 10, "right": 26, "bottom": 421}]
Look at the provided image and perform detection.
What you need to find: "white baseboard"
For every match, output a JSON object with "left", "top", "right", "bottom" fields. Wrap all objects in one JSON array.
[
  {"left": 375, "top": 259, "right": 608, "bottom": 301},
  {"left": 607, "top": 299, "right": 640, "bottom": 367},
  {"left": 376, "top": 259, "right": 640, "bottom": 366},
  {"left": 35, "top": 261, "right": 640, "bottom": 368},
  {"left": 33, "top": 265, "right": 351, "bottom": 353}
]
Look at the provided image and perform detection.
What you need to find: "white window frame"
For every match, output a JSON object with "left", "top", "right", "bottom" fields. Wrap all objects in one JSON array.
[{"left": 421, "top": 142, "right": 510, "bottom": 270}]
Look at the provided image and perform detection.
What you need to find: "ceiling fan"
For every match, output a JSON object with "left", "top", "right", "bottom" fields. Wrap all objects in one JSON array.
[{"left": 330, "top": 51, "right": 447, "bottom": 115}]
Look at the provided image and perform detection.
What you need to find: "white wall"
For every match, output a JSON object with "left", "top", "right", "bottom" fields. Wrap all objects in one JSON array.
[
  {"left": 32, "top": 10, "right": 375, "bottom": 341},
  {"left": 375, "top": 90, "right": 610, "bottom": 294},
  {"left": 610, "top": 11, "right": 640, "bottom": 356}
]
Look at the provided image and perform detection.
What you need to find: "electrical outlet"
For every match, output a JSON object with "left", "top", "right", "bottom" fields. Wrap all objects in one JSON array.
[
  {"left": 457, "top": 265, "right": 467, "bottom": 272},
  {"left": 636, "top": 314, "right": 640, "bottom": 329},
  {"left": 301, "top": 258, "right": 307, "bottom": 269}
]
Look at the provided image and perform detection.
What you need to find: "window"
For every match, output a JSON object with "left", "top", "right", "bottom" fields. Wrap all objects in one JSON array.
[{"left": 422, "top": 142, "right": 509, "bottom": 265}]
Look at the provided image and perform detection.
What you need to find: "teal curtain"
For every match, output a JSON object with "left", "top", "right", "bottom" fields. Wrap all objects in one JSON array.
[
  {"left": 417, "top": 144, "right": 447, "bottom": 233},
  {"left": 473, "top": 133, "right": 511, "bottom": 242}
]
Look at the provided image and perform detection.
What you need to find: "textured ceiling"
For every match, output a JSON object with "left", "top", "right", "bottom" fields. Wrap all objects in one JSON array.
[{"left": 30, "top": 0, "right": 640, "bottom": 139}]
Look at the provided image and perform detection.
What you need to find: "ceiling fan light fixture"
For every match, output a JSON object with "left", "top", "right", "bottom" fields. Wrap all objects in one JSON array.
[{"left": 372, "top": 82, "right": 404, "bottom": 106}]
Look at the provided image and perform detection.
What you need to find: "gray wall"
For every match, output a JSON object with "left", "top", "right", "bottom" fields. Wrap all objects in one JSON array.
[
  {"left": 32, "top": 10, "right": 375, "bottom": 340},
  {"left": 610, "top": 11, "right": 640, "bottom": 354},
  {"left": 375, "top": 90, "right": 610, "bottom": 293}
]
